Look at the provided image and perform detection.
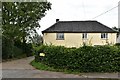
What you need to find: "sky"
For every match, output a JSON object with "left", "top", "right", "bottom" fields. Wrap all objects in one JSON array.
[{"left": 37, "top": 0, "right": 120, "bottom": 35}]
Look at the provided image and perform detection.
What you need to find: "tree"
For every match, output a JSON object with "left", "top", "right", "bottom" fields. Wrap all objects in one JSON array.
[
  {"left": 2, "top": 2, "right": 51, "bottom": 58},
  {"left": 112, "top": 27, "right": 120, "bottom": 37},
  {"left": 2, "top": 2, "right": 51, "bottom": 43},
  {"left": 30, "top": 33, "right": 43, "bottom": 45}
]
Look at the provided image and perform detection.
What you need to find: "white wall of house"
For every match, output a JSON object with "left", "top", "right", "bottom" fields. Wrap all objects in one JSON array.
[{"left": 43, "top": 33, "right": 117, "bottom": 47}]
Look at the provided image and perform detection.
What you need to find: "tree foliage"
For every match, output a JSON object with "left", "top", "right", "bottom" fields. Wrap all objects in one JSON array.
[
  {"left": 30, "top": 32, "right": 43, "bottom": 45},
  {"left": 2, "top": 2, "right": 51, "bottom": 59},
  {"left": 2, "top": 2, "right": 51, "bottom": 42}
]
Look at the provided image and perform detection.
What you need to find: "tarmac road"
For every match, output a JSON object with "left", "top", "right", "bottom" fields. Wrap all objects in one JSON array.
[
  {"left": 1, "top": 56, "right": 120, "bottom": 78},
  {"left": 2, "top": 56, "right": 83, "bottom": 78}
]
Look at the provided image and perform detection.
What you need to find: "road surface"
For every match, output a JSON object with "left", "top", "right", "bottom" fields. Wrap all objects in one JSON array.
[{"left": 1, "top": 56, "right": 119, "bottom": 78}]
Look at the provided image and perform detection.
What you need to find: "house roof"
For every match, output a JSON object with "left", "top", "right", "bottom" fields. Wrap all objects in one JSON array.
[{"left": 42, "top": 20, "right": 117, "bottom": 33}]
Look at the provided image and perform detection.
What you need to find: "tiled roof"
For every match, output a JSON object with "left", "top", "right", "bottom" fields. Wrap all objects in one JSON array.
[{"left": 42, "top": 21, "right": 117, "bottom": 33}]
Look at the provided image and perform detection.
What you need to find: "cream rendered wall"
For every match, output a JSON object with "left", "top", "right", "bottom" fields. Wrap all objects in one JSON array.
[{"left": 43, "top": 33, "right": 117, "bottom": 48}]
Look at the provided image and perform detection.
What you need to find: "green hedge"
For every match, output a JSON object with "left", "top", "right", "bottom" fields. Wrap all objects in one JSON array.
[
  {"left": 2, "top": 36, "right": 33, "bottom": 60},
  {"left": 35, "top": 45, "right": 120, "bottom": 72}
]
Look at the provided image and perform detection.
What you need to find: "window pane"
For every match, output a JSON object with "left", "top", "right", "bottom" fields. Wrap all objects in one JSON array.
[
  {"left": 85, "top": 33, "right": 87, "bottom": 38},
  {"left": 101, "top": 33, "right": 108, "bottom": 39},
  {"left": 82, "top": 33, "right": 87, "bottom": 39},
  {"left": 56, "top": 33, "right": 64, "bottom": 40},
  {"left": 104, "top": 33, "right": 106, "bottom": 38},
  {"left": 82, "top": 33, "right": 84, "bottom": 39},
  {"left": 106, "top": 33, "right": 108, "bottom": 38},
  {"left": 101, "top": 33, "right": 103, "bottom": 38}
]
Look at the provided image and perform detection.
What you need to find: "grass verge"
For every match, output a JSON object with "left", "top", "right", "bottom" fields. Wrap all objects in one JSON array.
[
  {"left": 30, "top": 60, "right": 80, "bottom": 75},
  {"left": 30, "top": 60, "right": 120, "bottom": 80}
]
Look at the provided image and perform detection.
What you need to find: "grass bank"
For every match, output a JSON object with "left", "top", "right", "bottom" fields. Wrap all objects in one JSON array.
[{"left": 30, "top": 60, "right": 81, "bottom": 75}]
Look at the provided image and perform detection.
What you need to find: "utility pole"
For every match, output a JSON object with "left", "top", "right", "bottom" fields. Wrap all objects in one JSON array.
[{"left": 117, "top": 1, "right": 120, "bottom": 43}]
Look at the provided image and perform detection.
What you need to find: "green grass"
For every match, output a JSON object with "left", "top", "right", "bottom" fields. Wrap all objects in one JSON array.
[
  {"left": 30, "top": 60, "right": 55, "bottom": 71},
  {"left": 30, "top": 60, "right": 120, "bottom": 80},
  {"left": 30, "top": 60, "right": 81, "bottom": 75}
]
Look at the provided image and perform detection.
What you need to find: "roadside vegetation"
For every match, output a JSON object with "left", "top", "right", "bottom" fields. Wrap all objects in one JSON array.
[
  {"left": 31, "top": 44, "right": 120, "bottom": 73},
  {"left": 2, "top": 2, "right": 51, "bottom": 61},
  {"left": 30, "top": 60, "right": 81, "bottom": 74}
]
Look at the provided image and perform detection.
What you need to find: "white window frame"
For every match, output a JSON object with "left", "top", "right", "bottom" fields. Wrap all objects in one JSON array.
[
  {"left": 56, "top": 33, "right": 64, "bottom": 40},
  {"left": 82, "top": 33, "right": 87, "bottom": 39},
  {"left": 101, "top": 33, "right": 108, "bottom": 39}
]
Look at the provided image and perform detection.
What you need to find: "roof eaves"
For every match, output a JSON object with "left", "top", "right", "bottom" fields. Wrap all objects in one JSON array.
[
  {"left": 42, "top": 22, "right": 59, "bottom": 34},
  {"left": 42, "top": 31, "right": 117, "bottom": 33}
]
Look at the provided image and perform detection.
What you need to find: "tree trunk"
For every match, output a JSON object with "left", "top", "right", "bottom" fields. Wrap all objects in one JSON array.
[{"left": 22, "top": 34, "right": 26, "bottom": 54}]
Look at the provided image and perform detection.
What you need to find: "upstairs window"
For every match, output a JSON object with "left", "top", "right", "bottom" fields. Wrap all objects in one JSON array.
[
  {"left": 101, "top": 33, "right": 108, "bottom": 39},
  {"left": 56, "top": 33, "right": 64, "bottom": 40},
  {"left": 82, "top": 33, "right": 87, "bottom": 39}
]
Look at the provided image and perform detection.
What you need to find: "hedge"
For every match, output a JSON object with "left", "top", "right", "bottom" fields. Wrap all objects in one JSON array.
[
  {"left": 2, "top": 36, "right": 33, "bottom": 60},
  {"left": 35, "top": 45, "right": 120, "bottom": 72}
]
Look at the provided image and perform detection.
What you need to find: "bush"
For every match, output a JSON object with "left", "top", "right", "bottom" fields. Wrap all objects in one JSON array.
[
  {"left": 35, "top": 45, "right": 120, "bottom": 72},
  {"left": 2, "top": 37, "right": 24, "bottom": 59},
  {"left": 2, "top": 36, "right": 14, "bottom": 59},
  {"left": 2, "top": 36, "right": 33, "bottom": 60},
  {"left": 33, "top": 45, "right": 46, "bottom": 62},
  {"left": 14, "top": 40, "right": 33, "bottom": 57},
  {"left": 115, "top": 43, "right": 120, "bottom": 47},
  {"left": 23, "top": 43, "right": 33, "bottom": 57}
]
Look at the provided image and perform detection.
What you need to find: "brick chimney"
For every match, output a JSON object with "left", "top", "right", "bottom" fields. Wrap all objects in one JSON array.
[{"left": 56, "top": 19, "right": 59, "bottom": 22}]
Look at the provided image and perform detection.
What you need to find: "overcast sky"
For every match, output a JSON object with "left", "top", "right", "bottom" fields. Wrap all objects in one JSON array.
[{"left": 37, "top": 0, "right": 120, "bottom": 35}]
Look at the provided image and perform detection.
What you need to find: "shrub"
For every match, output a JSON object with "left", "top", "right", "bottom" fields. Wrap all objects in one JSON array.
[
  {"left": 115, "top": 43, "right": 120, "bottom": 49},
  {"left": 2, "top": 36, "right": 14, "bottom": 59},
  {"left": 14, "top": 41, "right": 33, "bottom": 57},
  {"left": 35, "top": 45, "right": 120, "bottom": 72},
  {"left": 2, "top": 36, "right": 34, "bottom": 60},
  {"left": 33, "top": 45, "right": 47, "bottom": 62}
]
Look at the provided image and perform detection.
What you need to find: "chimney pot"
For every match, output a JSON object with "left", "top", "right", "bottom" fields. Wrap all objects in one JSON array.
[{"left": 56, "top": 19, "right": 59, "bottom": 22}]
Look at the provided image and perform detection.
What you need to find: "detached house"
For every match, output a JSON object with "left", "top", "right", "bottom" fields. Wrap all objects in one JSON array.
[{"left": 42, "top": 20, "right": 117, "bottom": 47}]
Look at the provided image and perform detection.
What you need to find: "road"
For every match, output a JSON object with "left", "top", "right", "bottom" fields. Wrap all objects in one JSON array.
[
  {"left": 1, "top": 56, "right": 120, "bottom": 78},
  {"left": 2, "top": 56, "right": 83, "bottom": 78}
]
